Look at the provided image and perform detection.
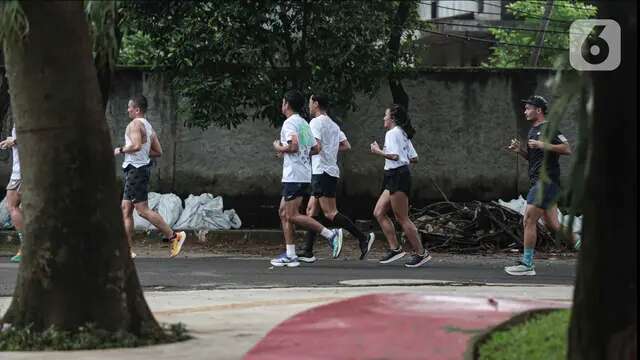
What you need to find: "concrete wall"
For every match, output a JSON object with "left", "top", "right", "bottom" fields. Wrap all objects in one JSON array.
[{"left": 1, "top": 68, "right": 586, "bottom": 226}]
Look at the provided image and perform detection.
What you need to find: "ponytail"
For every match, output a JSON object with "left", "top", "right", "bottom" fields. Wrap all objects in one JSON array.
[{"left": 388, "top": 104, "right": 416, "bottom": 139}]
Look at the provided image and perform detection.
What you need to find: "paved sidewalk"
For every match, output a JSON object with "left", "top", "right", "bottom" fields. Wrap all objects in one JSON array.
[{"left": 0, "top": 284, "right": 573, "bottom": 359}]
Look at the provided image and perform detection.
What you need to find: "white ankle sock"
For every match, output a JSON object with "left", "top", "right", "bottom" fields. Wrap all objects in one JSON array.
[{"left": 286, "top": 244, "right": 296, "bottom": 258}]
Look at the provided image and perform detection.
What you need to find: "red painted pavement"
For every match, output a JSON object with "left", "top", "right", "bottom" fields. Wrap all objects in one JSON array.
[{"left": 244, "top": 293, "right": 569, "bottom": 360}]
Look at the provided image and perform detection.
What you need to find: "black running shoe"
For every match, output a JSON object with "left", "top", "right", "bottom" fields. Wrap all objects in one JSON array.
[
  {"left": 379, "top": 248, "right": 406, "bottom": 264},
  {"left": 296, "top": 248, "right": 317, "bottom": 263},
  {"left": 404, "top": 250, "right": 432, "bottom": 268},
  {"left": 359, "top": 232, "right": 376, "bottom": 260}
]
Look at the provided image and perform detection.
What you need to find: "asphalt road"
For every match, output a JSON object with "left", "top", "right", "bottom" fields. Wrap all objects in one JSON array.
[{"left": 0, "top": 255, "right": 575, "bottom": 296}]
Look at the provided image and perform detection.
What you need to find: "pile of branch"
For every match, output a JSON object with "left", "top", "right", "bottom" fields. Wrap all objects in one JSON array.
[{"left": 409, "top": 201, "right": 568, "bottom": 253}]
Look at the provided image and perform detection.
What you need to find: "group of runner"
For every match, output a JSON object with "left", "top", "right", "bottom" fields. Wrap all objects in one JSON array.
[
  {"left": 3, "top": 92, "right": 574, "bottom": 276},
  {"left": 270, "top": 91, "right": 575, "bottom": 275},
  {"left": 271, "top": 90, "right": 431, "bottom": 268}
]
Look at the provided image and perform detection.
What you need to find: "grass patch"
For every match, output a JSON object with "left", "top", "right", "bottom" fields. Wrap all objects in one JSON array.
[
  {"left": 0, "top": 322, "right": 191, "bottom": 351},
  {"left": 478, "top": 309, "right": 570, "bottom": 360}
]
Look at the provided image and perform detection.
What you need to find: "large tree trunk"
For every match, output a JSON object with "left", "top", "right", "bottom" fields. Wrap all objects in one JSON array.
[
  {"left": 1, "top": 2, "right": 163, "bottom": 337},
  {"left": 568, "top": 1, "right": 637, "bottom": 358}
]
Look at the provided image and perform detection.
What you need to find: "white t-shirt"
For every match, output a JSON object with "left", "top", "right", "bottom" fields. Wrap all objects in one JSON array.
[
  {"left": 309, "top": 114, "right": 345, "bottom": 177},
  {"left": 383, "top": 126, "right": 418, "bottom": 170},
  {"left": 10, "top": 127, "right": 20, "bottom": 180},
  {"left": 280, "top": 114, "right": 315, "bottom": 183}
]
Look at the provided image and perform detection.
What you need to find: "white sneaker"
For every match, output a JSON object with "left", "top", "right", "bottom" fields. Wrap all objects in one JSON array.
[
  {"left": 504, "top": 262, "right": 536, "bottom": 276},
  {"left": 330, "top": 229, "right": 343, "bottom": 259},
  {"left": 270, "top": 253, "right": 300, "bottom": 267}
]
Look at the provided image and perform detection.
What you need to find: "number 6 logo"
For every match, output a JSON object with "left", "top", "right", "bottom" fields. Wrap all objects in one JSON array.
[{"left": 570, "top": 20, "right": 621, "bottom": 71}]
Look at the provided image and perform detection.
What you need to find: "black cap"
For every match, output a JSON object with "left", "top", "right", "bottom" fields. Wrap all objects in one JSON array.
[{"left": 521, "top": 95, "right": 548, "bottom": 113}]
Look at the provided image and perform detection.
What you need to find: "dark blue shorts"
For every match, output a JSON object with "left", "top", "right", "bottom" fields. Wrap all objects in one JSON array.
[
  {"left": 281, "top": 182, "right": 310, "bottom": 202},
  {"left": 526, "top": 180, "right": 560, "bottom": 210}
]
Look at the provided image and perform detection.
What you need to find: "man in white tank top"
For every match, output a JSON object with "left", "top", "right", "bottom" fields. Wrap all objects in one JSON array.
[{"left": 114, "top": 95, "right": 186, "bottom": 259}]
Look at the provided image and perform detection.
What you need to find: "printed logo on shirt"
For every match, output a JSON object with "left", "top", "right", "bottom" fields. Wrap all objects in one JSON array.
[{"left": 297, "top": 123, "right": 315, "bottom": 147}]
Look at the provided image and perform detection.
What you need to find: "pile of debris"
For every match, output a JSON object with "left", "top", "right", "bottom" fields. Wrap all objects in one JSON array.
[{"left": 409, "top": 200, "right": 573, "bottom": 253}]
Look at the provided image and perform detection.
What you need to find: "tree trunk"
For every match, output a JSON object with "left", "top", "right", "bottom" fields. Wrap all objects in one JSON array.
[
  {"left": 387, "top": 0, "right": 411, "bottom": 110},
  {"left": 568, "top": 1, "right": 637, "bottom": 359},
  {"left": 1, "top": 2, "right": 163, "bottom": 337}
]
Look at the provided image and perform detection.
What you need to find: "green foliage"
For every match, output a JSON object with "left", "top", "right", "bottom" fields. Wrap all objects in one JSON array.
[
  {"left": 85, "top": 1, "right": 120, "bottom": 71},
  {"left": 0, "top": 1, "right": 29, "bottom": 43},
  {"left": 478, "top": 310, "right": 570, "bottom": 360},
  {"left": 484, "top": 1, "right": 597, "bottom": 68},
  {"left": 120, "top": 1, "right": 420, "bottom": 128},
  {"left": 0, "top": 322, "right": 190, "bottom": 351},
  {"left": 119, "top": 29, "right": 154, "bottom": 66}
]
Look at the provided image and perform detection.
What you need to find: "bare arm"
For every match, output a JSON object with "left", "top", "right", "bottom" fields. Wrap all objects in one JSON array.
[
  {"left": 149, "top": 131, "right": 163, "bottom": 157},
  {"left": 370, "top": 141, "right": 399, "bottom": 160},
  {"left": 547, "top": 142, "right": 572, "bottom": 155},
  {"left": 528, "top": 139, "right": 572, "bottom": 155},
  {"left": 273, "top": 134, "right": 300, "bottom": 154},
  {"left": 120, "top": 122, "right": 143, "bottom": 153},
  {"left": 338, "top": 139, "right": 351, "bottom": 152},
  {"left": 309, "top": 138, "right": 322, "bottom": 155}
]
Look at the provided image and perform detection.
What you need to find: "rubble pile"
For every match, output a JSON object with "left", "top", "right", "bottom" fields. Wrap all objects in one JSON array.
[{"left": 410, "top": 201, "right": 572, "bottom": 253}]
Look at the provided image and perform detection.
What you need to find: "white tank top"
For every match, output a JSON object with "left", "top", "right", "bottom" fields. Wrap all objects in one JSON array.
[
  {"left": 122, "top": 118, "right": 153, "bottom": 168},
  {"left": 10, "top": 127, "right": 20, "bottom": 180}
]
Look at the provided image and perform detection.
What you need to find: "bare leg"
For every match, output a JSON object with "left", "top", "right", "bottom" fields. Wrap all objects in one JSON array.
[
  {"left": 6, "top": 190, "right": 23, "bottom": 230},
  {"left": 543, "top": 206, "right": 577, "bottom": 246},
  {"left": 286, "top": 198, "right": 325, "bottom": 233},
  {"left": 121, "top": 200, "right": 135, "bottom": 250},
  {"left": 6, "top": 190, "right": 23, "bottom": 256},
  {"left": 390, "top": 191, "right": 423, "bottom": 254},
  {"left": 524, "top": 205, "right": 544, "bottom": 249},
  {"left": 318, "top": 197, "right": 338, "bottom": 220},
  {"left": 306, "top": 196, "right": 320, "bottom": 217},
  {"left": 302, "top": 197, "right": 321, "bottom": 251},
  {"left": 134, "top": 201, "right": 173, "bottom": 239},
  {"left": 373, "top": 190, "right": 398, "bottom": 249},
  {"left": 279, "top": 197, "right": 296, "bottom": 245}
]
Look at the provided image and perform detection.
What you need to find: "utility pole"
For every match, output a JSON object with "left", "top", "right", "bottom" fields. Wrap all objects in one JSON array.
[{"left": 529, "top": 0, "right": 554, "bottom": 66}]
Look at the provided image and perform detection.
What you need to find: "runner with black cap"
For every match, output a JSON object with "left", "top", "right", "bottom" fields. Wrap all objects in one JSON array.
[{"left": 504, "top": 95, "right": 573, "bottom": 276}]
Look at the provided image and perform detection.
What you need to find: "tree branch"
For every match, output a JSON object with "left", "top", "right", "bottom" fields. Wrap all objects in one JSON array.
[{"left": 387, "top": 1, "right": 411, "bottom": 110}]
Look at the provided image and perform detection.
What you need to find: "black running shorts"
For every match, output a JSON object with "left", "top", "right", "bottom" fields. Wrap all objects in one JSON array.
[
  {"left": 123, "top": 164, "right": 151, "bottom": 203},
  {"left": 311, "top": 173, "right": 338, "bottom": 198},
  {"left": 281, "top": 182, "right": 310, "bottom": 202},
  {"left": 382, "top": 165, "right": 411, "bottom": 195}
]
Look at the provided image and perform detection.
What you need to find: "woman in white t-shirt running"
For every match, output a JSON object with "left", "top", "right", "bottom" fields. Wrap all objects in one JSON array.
[{"left": 370, "top": 104, "right": 431, "bottom": 268}]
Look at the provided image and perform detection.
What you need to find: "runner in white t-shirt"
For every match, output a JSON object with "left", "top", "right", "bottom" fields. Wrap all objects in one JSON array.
[
  {"left": 1, "top": 126, "right": 24, "bottom": 262},
  {"left": 297, "top": 94, "right": 375, "bottom": 263},
  {"left": 370, "top": 104, "right": 432, "bottom": 268},
  {"left": 271, "top": 90, "right": 344, "bottom": 267}
]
